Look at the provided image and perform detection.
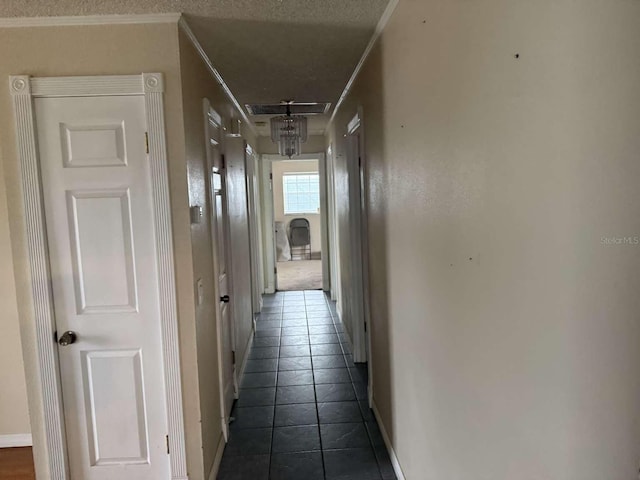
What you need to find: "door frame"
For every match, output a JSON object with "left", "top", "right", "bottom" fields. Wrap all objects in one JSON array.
[
  {"left": 9, "top": 74, "right": 188, "bottom": 480},
  {"left": 245, "top": 144, "right": 264, "bottom": 314},
  {"left": 346, "top": 108, "right": 373, "bottom": 402},
  {"left": 326, "top": 143, "right": 340, "bottom": 301},
  {"left": 203, "top": 98, "right": 237, "bottom": 442},
  {"left": 260, "top": 153, "right": 328, "bottom": 294}
]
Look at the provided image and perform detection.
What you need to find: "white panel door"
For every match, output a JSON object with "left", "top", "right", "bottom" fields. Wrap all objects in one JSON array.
[
  {"left": 225, "top": 137, "right": 254, "bottom": 370},
  {"left": 213, "top": 172, "right": 235, "bottom": 432},
  {"left": 36, "top": 95, "right": 170, "bottom": 480},
  {"left": 205, "top": 109, "right": 235, "bottom": 439}
]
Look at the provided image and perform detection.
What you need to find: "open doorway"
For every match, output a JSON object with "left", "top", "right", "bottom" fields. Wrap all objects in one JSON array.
[{"left": 271, "top": 159, "right": 323, "bottom": 290}]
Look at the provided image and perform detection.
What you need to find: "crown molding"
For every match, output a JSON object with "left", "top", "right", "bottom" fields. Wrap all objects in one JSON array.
[
  {"left": 0, "top": 13, "right": 181, "bottom": 28},
  {"left": 326, "top": 0, "right": 399, "bottom": 132},
  {"left": 178, "top": 17, "right": 258, "bottom": 137}
]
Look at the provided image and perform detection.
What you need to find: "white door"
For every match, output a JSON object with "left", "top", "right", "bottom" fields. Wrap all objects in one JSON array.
[
  {"left": 36, "top": 95, "right": 170, "bottom": 480},
  {"left": 205, "top": 108, "right": 235, "bottom": 439},
  {"left": 348, "top": 126, "right": 368, "bottom": 363}
]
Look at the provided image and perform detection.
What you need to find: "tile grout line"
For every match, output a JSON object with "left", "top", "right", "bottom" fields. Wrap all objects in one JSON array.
[
  {"left": 246, "top": 291, "right": 386, "bottom": 479},
  {"left": 327, "top": 292, "right": 386, "bottom": 480},
  {"left": 267, "top": 297, "right": 283, "bottom": 479},
  {"left": 307, "top": 291, "right": 328, "bottom": 480}
]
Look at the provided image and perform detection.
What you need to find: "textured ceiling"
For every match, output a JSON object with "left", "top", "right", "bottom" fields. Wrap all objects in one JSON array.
[{"left": 0, "top": 0, "right": 390, "bottom": 135}]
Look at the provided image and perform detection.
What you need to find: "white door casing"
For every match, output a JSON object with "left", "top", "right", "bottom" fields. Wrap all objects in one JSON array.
[
  {"left": 319, "top": 153, "right": 330, "bottom": 292},
  {"left": 259, "top": 153, "right": 327, "bottom": 295},
  {"left": 245, "top": 144, "right": 264, "bottom": 313},
  {"left": 261, "top": 158, "right": 277, "bottom": 294},
  {"left": 347, "top": 109, "right": 373, "bottom": 402},
  {"left": 204, "top": 100, "right": 235, "bottom": 440},
  {"left": 9, "top": 74, "right": 187, "bottom": 480},
  {"left": 326, "top": 144, "right": 340, "bottom": 302}
]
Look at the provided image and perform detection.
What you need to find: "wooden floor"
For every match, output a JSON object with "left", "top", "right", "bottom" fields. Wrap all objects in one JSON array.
[{"left": 0, "top": 448, "right": 35, "bottom": 480}]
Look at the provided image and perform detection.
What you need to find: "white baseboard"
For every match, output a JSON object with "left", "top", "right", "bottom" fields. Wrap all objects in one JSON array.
[
  {"left": 0, "top": 434, "right": 32, "bottom": 448},
  {"left": 207, "top": 433, "right": 226, "bottom": 480},
  {"left": 371, "top": 402, "right": 406, "bottom": 480},
  {"left": 335, "top": 310, "right": 354, "bottom": 354},
  {"left": 238, "top": 330, "right": 254, "bottom": 384}
]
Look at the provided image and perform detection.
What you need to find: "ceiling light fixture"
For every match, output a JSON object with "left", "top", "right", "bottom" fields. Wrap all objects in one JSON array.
[{"left": 270, "top": 101, "right": 307, "bottom": 158}]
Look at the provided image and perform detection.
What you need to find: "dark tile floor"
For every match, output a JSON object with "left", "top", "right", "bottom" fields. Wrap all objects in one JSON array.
[{"left": 217, "top": 290, "right": 396, "bottom": 480}]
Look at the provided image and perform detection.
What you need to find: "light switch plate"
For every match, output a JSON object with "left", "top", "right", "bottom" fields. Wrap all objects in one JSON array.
[{"left": 190, "top": 205, "right": 203, "bottom": 224}]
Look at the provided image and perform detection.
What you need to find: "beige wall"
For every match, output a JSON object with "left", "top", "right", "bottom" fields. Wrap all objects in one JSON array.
[
  {"left": 272, "top": 159, "right": 321, "bottom": 255},
  {"left": 178, "top": 27, "right": 257, "bottom": 479},
  {"left": 0, "top": 146, "right": 30, "bottom": 437},
  {"left": 177, "top": 28, "right": 220, "bottom": 480},
  {"left": 0, "top": 22, "right": 213, "bottom": 478},
  {"left": 329, "top": 0, "right": 640, "bottom": 478}
]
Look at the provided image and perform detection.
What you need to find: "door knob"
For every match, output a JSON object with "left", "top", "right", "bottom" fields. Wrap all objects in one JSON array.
[
  {"left": 58, "top": 331, "right": 77, "bottom": 346},
  {"left": 220, "top": 295, "right": 230, "bottom": 303}
]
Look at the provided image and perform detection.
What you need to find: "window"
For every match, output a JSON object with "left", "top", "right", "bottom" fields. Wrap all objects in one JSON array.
[{"left": 283, "top": 173, "right": 320, "bottom": 214}]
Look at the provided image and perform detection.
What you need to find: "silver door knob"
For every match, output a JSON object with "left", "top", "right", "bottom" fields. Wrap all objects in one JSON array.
[{"left": 58, "top": 331, "right": 77, "bottom": 346}]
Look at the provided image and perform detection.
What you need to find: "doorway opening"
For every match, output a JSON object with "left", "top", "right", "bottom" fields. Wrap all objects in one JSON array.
[{"left": 272, "top": 159, "right": 323, "bottom": 291}]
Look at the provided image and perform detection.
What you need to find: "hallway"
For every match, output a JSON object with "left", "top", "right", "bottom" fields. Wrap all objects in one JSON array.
[{"left": 217, "top": 290, "right": 395, "bottom": 480}]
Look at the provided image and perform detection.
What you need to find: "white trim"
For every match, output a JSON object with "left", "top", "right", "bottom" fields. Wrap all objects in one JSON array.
[
  {"left": 10, "top": 73, "right": 188, "bottom": 480},
  {"left": 371, "top": 402, "right": 406, "bottom": 480},
  {"left": 336, "top": 311, "right": 354, "bottom": 354},
  {"left": 207, "top": 434, "right": 226, "bottom": 480},
  {"left": 260, "top": 156, "right": 276, "bottom": 294},
  {"left": 178, "top": 18, "right": 258, "bottom": 137},
  {"left": 0, "top": 434, "right": 33, "bottom": 448},
  {"left": 326, "top": 0, "right": 399, "bottom": 131},
  {"left": 237, "top": 329, "right": 255, "bottom": 383},
  {"left": 10, "top": 74, "right": 69, "bottom": 480},
  {"left": 203, "top": 98, "right": 233, "bottom": 442},
  {"left": 0, "top": 13, "right": 180, "bottom": 28},
  {"left": 352, "top": 105, "right": 374, "bottom": 395},
  {"left": 31, "top": 75, "right": 143, "bottom": 97},
  {"left": 245, "top": 146, "right": 264, "bottom": 312},
  {"left": 347, "top": 113, "right": 361, "bottom": 135},
  {"left": 347, "top": 117, "right": 367, "bottom": 363},
  {"left": 326, "top": 144, "right": 340, "bottom": 301},
  {"left": 319, "top": 152, "right": 330, "bottom": 291},
  {"left": 143, "top": 73, "right": 189, "bottom": 480}
]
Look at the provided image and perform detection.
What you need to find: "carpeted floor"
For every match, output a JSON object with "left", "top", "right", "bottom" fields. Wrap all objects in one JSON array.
[{"left": 276, "top": 260, "right": 322, "bottom": 291}]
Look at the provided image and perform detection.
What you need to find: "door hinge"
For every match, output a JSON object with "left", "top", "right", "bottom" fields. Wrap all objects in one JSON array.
[
  {"left": 53, "top": 330, "right": 58, "bottom": 343},
  {"left": 269, "top": 173, "right": 273, "bottom": 180},
  {"left": 145, "top": 132, "right": 149, "bottom": 154},
  {"left": 358, "top": 156, "right": 362, "bottom": 167},
  {"left": 364, "top": 322, "right": 367, "bottom": 332},
  {"left": 274, "top": 267, "right": 277, "bottom": 274},
  {"left": 232, "top": 350, "right": 236, "bottom": 365},
  {"left": 221, "top": 154, "right": 226, "bottom": 169},
  {"left": 166, "top": 435, "right": 170, "bottom": 454}
]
